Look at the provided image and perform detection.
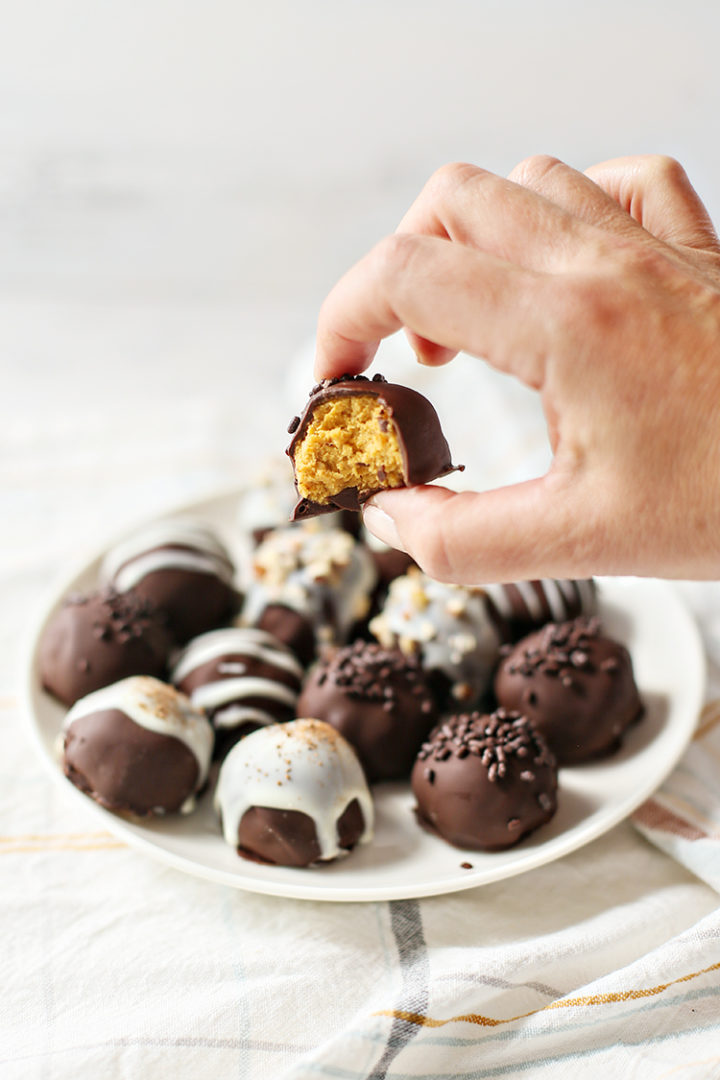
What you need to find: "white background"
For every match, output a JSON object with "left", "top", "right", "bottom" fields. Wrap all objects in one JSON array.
[{"left": 3, "top": 0, "right": 720, "bottom": 572}]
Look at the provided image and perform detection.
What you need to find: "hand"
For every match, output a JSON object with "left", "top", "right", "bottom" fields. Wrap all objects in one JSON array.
[{"left": 314, "top": 155, "right": 720, "bottom": 584}]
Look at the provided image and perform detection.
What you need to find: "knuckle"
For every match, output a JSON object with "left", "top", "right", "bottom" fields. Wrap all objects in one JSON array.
[
  {"left": 372, "top": 232, "right": 419, "bottom": 279},
  {"left": 640, "top": 153, "right": 688, "bottom": 187},
  {"left": 508, "top": 154, "right": 564, "bottom": 188},
  {"left": 423, "top": 160, "right": 487, "bottom": 200}
]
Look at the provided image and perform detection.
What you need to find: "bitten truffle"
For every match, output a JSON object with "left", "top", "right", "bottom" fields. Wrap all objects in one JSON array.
[
  {"left": 369, "top": 568, "right": 501, "bottom": 708},
  {"left": 100, "top": 518, "right": 239, "bottom": 643},
  {"left": 241, "top": 522, "right": 378, "bottom": 664},
  {"left": 171, "top": 627, "right": 304, "bottom": 759},
  {"left": 62, "top": 676, "right": 214, "bottom": 816},
  {"left": 493, "top": 616, "right": 643, "bottom": 764},
  {"left": 296, "top": 640, "right": 438, "bottom": 782},
  {"left": 411, "top": 709, "right": 558, "bottom": 850},
  {"left": 39, "top": 588, "right": 172, "bottom": 706},
  {"left": 214, "top": 718, "right": 374, "bottom": 866},
  {"left": 287, "top": 374, "right": 462, "bottom": 520}
]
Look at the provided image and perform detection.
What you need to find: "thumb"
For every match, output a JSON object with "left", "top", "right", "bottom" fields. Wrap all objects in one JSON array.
[{"left": 362, "top": 479, "right": 596, "bottom": 585}]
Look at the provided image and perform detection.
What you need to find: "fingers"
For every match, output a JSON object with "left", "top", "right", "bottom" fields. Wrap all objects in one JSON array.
[
  {"left": 314, "top": 232, "right": 551, "bottom": 384},
  {"left": 584, "top": 155, "right": 720, "bottom": 252},
  {"left": 403, "top": 330, "right": 458, "bottom": 368},
  {"left": 362, "top": 477, "right": 601, "bottom": 585},
  {"left": 507, "top": 154, "right": 643, "bottom": 239},
  {"left": 396, "top": 161, "right": 603, "bottom": 272}
]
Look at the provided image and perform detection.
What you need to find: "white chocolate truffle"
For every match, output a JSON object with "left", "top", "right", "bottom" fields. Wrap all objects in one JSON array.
[
  {"left": 241, "top": 522, "right": 377, "bottom": 654},
  {"left": 369, "top": 568, "right": 501, "bottom": 705},
  {"left": 214, "top": 718, "right": 374, "bottom": 865}
]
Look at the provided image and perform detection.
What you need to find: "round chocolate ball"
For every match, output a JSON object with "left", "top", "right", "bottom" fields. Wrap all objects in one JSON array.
[
  {"left": 296, "top": 641, "right": 438, "bottom": 782},
  {"left": 411, "top": 709, "right": 558, "bottom": 851},
  {"left": 214, "top": 718, "right": 374, "bottom": 867},
  {"left": 241, "top": 523, "right": 378, "bottom": 663},
  {"left": 171, "top": 627, "right": 304, "bottom": 759},
  {"left": 481, "top": 579, "right": 597, "bottom": 643},
  {"left": 493, "top": 616, "right": 643, "bottom": 764},
  {"left": 39, "top": 588, "right": 172, "bottom": 707},
  {"left": 369, "top": 568, "right": 501, "bottom": 708},
  {"left": 101, "top": 518, "right": 240, "bottom": 643},
  {"left": 62, "top": 676, "right": 214, "bottom": 816}
]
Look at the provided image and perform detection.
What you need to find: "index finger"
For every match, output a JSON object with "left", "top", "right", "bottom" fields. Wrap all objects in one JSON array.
[{"left": 314, "top": 231, "right": 551, "bottom": 388}]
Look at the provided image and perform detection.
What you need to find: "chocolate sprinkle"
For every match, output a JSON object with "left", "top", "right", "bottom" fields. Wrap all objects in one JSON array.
[{"left": 417, "top": 708, "right": 554, "bottom": 781}]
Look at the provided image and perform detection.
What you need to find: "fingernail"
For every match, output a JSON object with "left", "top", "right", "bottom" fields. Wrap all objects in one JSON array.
[{"left": 363, "top": 502, "right": 405, "bottom": 550}]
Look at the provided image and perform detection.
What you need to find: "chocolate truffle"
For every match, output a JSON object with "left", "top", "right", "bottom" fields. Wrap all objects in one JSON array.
[
  {"left": 171, "top": 627, "right": 304, "bottom": 758},
  {"left": 100, "top": 518, "right": 239, "bottom": 643},
  {"left": 296, "top": 641, "right": 438, "bottom": 782},
  {"left": 411, "top": 709, "right": 558, "bottom": 850},
  {"left": 286, "top": 373, "right": 462, "bottom": 520},
  {"left": 62, "top": 676, "right": 214, "bottom": 816},
  {"left": 369, "top": 568, "right": 501, "bottom": 707},
  {"left": 214, "top": 718, "right": 374, "bottom": 866},
  {"left": 39, "top": 588, "right": 172, "bottom": 707},
  {"left": 241, "top": 523, "right": 378, "bottom": 664},
  {"left": 493, "top": 616, "right": 643, "bottom": 764},
  {"left": 481, "top": 579, "right": 597, "bottom": 643}
]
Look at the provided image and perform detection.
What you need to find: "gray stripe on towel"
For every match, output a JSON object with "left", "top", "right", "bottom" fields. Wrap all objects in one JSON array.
[{"left": 368, "top": 899, "right": 429, "bottom": 1080}]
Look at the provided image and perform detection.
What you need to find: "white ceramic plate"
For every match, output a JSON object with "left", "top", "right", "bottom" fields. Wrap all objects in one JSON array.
[{"left": 22, "top": 489, "right": 705, "bottom": 902}]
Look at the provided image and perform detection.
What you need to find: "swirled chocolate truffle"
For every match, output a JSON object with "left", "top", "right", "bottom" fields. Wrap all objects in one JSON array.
[
  {"left": 482, "top": 579, "right": 597, "bottom": 643},
  {"left": 62, "top": 676, "right": 214, "bottom": 816},
  {"left": 39, "top": 588, "right": 172, "bottom": 706},
  {"left": 171, "top": 627, "right": 303, "bottom": 759},
  {"left": 241, "top": 523, "right": 378, "bottom": 664},
  {"left": 369, "top": 568, "right": 501, "bottom": 708},
  {"left": 493, "top": 616, "right": 643, "bottom": 764},
  {"left": 100, "top": 518, "right": 240, "bottom": 643},
  {"left": 296, "top": 641, "right": 438, "bottom": 782},
  {"left": 214, "top": 718, "right": 374, "bottom": 867},
  {"left": 411, "top": 709, "right": 558, "bottom": 850},
  {"left": 287, "top": 373, "right": 462, "bottom": 520}
]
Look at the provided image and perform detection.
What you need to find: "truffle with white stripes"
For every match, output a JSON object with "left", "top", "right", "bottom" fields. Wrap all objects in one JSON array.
[{"left": 171, "top": 627, "right": 303, "bottom": 758}]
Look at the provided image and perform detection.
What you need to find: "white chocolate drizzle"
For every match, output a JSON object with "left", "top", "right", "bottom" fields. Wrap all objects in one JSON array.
[
  {"left": 481, "top": 578, "right": 596, "bottom": 626},
  {"left": 170, "top": 627, "right": 303, "bottom": 728},
  {"left": 214, "top": 719, "right": 374, "bottom": 860},
  {"left": 63, "top": 675, "right": 214, "bottom": 788},
  {"left": 171, "top": 627, "right": 303, "bottom": 684},
  {"left": 101, "top": 518, "right": 235, "bottom": 591},
  {"left": 241, "top": 523, "right": 377, "bottom": 645},
  {"left": 369, "top": 569, "right": 500, "bottom": 701}
]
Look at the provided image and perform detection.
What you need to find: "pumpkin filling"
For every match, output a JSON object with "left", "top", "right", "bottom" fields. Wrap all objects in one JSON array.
[{"left": 294, "top": 396, "right": 406, "bottom": 505}]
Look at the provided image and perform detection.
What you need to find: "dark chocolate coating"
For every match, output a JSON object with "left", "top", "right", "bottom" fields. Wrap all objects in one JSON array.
[
  {"left": 235, "top": 798, "right": 365, "bottom": 867},
  {"left": 493, "top": 616, "right": 643, "bottom": 764},
  {"left": 371, "top": 547, "right": 417, "bottom": 592},
  {"left": 121, "top": 561, "right": 240, "bottom": 644},
  {"left": 287, "top": 374, "right": 462, "bottom": 519},
  {"left": 176, "top": 645, "right": 302, "bottom": 760},
  {"left": 256, "top": 603, "right": 316, "bottom": 667},
  {"left": 411, "top": 709, "right": 558, "bottom": 851},
  {"left": 483, "top": 580, "right": 597, "bottom": 644},
  {"left": 63, "top": 707, "right": 199, "bottom": 815},
  {"left": 296, "top": 641, "right": 438, "bottom": 782},
  {"left": 39, "top": 589, "right": 172, "bottom": 707}
]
